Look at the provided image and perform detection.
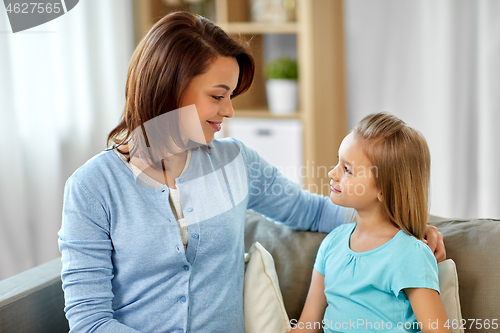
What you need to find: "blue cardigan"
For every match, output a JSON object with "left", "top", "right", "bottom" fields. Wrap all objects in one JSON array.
[{"left": 58, "top": 138, "right": 349, "bottom": 333}]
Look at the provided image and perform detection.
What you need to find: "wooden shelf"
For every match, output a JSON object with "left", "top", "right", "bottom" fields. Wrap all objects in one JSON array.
[
  {"left": 217, "top": 22, "right": 299, "bottom": 34},
  {"left": 233, "top": 109, "right": 301, "bottom": 119}
]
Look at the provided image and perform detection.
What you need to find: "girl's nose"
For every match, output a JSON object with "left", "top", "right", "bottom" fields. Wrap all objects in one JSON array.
[{"left": 328, "top": 164, "right": 340, "bottom": 181}]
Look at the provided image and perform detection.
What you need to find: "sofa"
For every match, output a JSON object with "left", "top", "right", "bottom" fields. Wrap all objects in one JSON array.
[{"left": 0, "top": 211, "right": 498, "bottom": 332}]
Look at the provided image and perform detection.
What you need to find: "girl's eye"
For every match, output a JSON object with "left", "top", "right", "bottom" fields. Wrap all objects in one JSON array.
[
  {"left": 212, "top": 95, "right": 223, "bottom": 101},
  {"left": 344, "top": 166, "right": 352, "bottom": 175}
]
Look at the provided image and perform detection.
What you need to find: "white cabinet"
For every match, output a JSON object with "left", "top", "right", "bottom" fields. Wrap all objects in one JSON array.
[{"left": 225, "top": 118, "right": 303, "bottom": 185}]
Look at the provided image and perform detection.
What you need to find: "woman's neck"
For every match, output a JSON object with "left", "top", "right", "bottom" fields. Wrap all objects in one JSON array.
[{"left": 124, "top": 144, "right": 188, "bottom": 188}]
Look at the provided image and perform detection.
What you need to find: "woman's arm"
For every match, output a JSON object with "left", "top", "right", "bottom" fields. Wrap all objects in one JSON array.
[
  {"left": 406, "top": 288, "right": 451, "bottom": 333},
  {"left": 236, "top": 138, "right": 350, "bottom": 232},
  {"left": 292, "top": 269, "right": 327, "bottom": 333},
  {"left": 59, "top": 177, "right": 141, "bottom": 333}
]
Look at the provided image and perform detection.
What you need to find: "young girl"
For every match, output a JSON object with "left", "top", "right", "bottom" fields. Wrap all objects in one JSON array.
[{"left": 293, "top": 113, "right": 450, "bottom": 333}]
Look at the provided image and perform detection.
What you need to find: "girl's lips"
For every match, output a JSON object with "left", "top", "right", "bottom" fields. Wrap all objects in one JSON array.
[
  {"left": 207, "top": 121, "right": 221, "bottom": 132},
  {"left": 331, "top": 186, "right": 341, "bottom": 193}
]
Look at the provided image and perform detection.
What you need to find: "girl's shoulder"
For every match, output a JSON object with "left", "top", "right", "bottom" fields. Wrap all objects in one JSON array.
[
  {"left": 321, "top": 223, "right": 356, "bottom": 248},
  {"left": 331, "top": 222, "right": 356, "bottom": 235},
  {"left": 392, "top": 230, "right": 437, "bottom": 265},
  {"left": 396, "top": 230, "right": 434, "bottom": 252}
]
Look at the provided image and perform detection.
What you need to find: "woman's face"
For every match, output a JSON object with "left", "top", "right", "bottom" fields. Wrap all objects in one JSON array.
[{"left": 180, "top": 56, "right": 240, "bottom": 143}]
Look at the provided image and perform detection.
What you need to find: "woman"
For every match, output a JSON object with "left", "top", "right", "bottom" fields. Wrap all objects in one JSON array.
[{"left": 58, "top": 12, "right": 445, "bottom": 332}]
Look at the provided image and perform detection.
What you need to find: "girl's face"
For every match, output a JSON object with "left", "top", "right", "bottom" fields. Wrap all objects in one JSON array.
[
  {"left": 180, "top": 56, "right": 240, "bottom": 143},
  {"left": 328, "top": 133, "right": 383, "bottom": 212}
]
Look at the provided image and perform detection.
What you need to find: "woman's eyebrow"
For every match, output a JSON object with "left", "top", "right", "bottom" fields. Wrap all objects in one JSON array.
[{"left": 214, "top": 84, "right": 230, "bottom": 90}]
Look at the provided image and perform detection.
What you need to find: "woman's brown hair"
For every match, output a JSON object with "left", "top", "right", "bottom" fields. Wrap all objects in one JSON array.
[
  {"left": 353, "top": 113, "right": 431, "bottom": 239},
  {"left": 107, "top": 11, "right": 255, "bottom": 155}
]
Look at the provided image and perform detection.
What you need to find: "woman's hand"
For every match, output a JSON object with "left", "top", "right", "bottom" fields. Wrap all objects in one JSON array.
[{"left": 422, "top": 225, "right": 446, "bottom": 263}]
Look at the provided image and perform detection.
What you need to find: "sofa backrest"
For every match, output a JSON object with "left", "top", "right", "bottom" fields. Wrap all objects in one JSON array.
[
  {"left": 430, "top": 216, "right": 500, "bottom": 328},
  {"left": 244, "top": 210, "right": 327, "bottom": 321},
  {"left": 0, "top": 257, "right": 69, "bottom": 333}
]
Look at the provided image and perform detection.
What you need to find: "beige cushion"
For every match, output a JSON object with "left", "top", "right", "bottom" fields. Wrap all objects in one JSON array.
[
  {"left": 244, "top": 211, "right": 327, "bottom": 321},
  {"left": 244, "top": 242, "right": 291, "bottom": 333},
  {"left": 438, "top": 259, "right": 464, "bottom": 333}
]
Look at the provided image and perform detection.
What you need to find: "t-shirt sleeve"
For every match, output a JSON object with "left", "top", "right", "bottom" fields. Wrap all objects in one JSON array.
[
  {"left": 314, "top": 236, "right": 328, "bottom": 276},
  {"left": 313, "top": 225, "right": 348, "bottom": 276},
  {"left": 391, "top": 239, "right": 440, "bottom": 300}
]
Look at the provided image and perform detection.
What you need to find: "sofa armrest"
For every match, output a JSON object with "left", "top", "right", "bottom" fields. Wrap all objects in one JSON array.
[{"left": 0, "top": 257, "right": 69, "bottom": 333}]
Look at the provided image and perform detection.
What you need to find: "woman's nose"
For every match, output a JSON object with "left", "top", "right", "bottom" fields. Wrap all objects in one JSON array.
[{"left": 219, "top": 99, "right": 234, "bottom": 118}]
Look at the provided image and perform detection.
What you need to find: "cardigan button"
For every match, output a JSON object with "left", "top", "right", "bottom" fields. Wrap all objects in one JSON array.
[
  {"left": 183, "top": 265, "right": 189, "bottom": 271},
  {"left": 187, "top": 207, "right": 193, "bottom": 212},
  {"left": 192, "top": 233, "right": 199, "bottom": 239},
  {"left": 180, "top": 296, "right": 186, "bottom": 303}
]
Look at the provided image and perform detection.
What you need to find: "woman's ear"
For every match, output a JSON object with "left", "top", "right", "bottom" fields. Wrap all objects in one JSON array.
[{"left": 377, "top": 191, "right": 383, "bottom": 202}]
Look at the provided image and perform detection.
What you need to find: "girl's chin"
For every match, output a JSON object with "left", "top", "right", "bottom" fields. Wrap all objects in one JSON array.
[{"left": 329, "top": 193, "right": 347, "bottom": 207}]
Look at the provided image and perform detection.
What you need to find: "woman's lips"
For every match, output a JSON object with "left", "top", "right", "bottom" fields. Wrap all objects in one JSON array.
[{"left": 207, "top": 121, "right": 221, "bottom": 131}]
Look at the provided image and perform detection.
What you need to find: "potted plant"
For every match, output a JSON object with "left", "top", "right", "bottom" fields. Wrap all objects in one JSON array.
[{"left": 264, "top": 57, "right": 298, "bottom": 115}]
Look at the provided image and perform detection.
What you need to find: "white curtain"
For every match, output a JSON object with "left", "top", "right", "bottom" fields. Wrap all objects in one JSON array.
[
  {"left": 0, "top": 0, "right": 133, "bottom": 279},
  {"left": 344, "top": 0, "right": 500, "bottom": 219}
]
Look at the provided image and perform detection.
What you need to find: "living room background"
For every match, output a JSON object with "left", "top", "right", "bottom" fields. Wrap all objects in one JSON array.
[{"left": 0, "top": 0, "right": 498, "bottom": 280}]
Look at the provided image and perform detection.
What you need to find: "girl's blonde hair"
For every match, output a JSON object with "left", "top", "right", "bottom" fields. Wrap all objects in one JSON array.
[{"left": 353, "top": 113, "right": 430, "bottom": 239}]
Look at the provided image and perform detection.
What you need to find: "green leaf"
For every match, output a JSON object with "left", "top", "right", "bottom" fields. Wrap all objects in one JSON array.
[{"left": 265, "top": 57, "right": 298, "bottom": 80}]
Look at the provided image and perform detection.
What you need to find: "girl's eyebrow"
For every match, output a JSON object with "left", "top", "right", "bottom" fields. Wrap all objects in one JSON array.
[{"left": 337, "top": 155, "right": 352, "bottom": 166}]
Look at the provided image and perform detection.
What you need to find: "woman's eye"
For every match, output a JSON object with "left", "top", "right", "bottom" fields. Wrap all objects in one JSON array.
[{"left": 212, "top": 95, "right": 223, "bottom": 101}]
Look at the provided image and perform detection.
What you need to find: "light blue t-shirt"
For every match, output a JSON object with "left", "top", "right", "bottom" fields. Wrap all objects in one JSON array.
[{"left": 314, "top": 223, "right": 439, "bottom": 333}]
